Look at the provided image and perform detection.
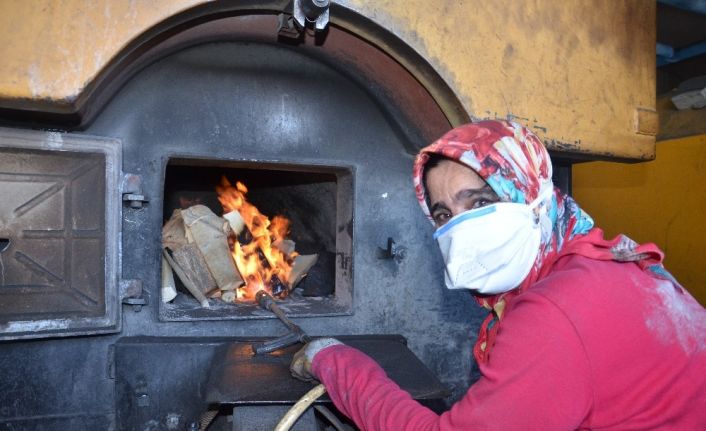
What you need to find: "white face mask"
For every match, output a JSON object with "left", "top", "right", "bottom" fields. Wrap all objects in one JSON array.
[{"left": 433, "top": 189, "right": 550, "bottom": 294}]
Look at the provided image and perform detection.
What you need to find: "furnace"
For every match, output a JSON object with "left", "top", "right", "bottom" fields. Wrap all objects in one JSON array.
[
  {"left": 0, "top": 12, "right": 465, "bottom": 429},
  {"left": 0, "top": 2, "right": 656, "bottom": 430}
]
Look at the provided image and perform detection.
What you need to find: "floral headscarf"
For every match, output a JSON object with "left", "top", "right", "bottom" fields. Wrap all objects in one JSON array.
[{"left": 413, "top": 120, "right": 681, "bottom": 363}]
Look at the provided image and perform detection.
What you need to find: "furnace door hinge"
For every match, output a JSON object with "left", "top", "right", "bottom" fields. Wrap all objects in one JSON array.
[
  {"left": 121, "top": 173, "right": 149, "bottom": 208},
  {"left": 120, "top": 279, "right": 147, "bottom": 311}
]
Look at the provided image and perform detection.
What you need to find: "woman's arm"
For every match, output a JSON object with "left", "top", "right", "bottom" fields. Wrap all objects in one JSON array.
[{"left": 312, "top": 292, "right": 593, "bottom": 431}]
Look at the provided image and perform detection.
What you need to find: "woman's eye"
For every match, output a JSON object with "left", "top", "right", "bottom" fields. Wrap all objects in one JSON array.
[
  {"left": 472, "top": 199, "right": 490, "bottom": 209},
  {"left": 434, "top": 212, "right": 451, "bottom": 226}
]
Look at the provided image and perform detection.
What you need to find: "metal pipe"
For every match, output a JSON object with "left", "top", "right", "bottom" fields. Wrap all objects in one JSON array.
[
  {"left": 251, "top": 290, "right": 310, "bottom": 354},
  {"left": 256, "top": 290, "right": 298, "bottom": 332}
]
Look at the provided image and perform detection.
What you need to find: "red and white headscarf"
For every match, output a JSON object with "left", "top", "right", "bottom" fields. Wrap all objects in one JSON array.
[{"left": 412, "top": 120, "right": 681, "bottom": 362}]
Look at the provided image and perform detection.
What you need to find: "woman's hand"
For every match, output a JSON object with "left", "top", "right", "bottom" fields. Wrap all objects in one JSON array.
[{"left": 290, "top": 338, "right": 343, "bottom": 381}]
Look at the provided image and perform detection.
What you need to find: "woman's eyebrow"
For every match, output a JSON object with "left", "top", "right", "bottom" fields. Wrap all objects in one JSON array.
[
  {"left": 453, "top": 185, "right": 495, "bottom": 202},
  {"left": 430, "top": 201, "right": 450, "bottom": 215},
  {"left": 430, "top": 185, "right": 496, "bottom": 214}
]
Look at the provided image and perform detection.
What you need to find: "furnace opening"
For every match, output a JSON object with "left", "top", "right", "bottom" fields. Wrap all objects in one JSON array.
[{"left": 160, "top": 158, "right": 354, "bottom": 321}]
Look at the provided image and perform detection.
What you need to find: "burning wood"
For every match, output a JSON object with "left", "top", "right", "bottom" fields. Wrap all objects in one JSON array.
[{"left": 161, "top": 176, "right": 319, "bottom": 306}]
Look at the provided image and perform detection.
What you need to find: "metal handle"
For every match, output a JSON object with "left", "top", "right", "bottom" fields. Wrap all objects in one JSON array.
[{"left": 252, "top": 291, "right": 310, "bottom": 354}]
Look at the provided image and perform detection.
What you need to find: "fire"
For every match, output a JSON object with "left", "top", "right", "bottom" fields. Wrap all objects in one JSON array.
[{"left": 216, "top": 176, "right": 296, "bottom": 300}]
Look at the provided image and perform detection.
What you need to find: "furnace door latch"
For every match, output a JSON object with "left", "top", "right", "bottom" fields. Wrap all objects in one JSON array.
[
  {"left": 277, "top": 0, "right": 330, "bottom": 38},
  {"left": 121, "top": 173, "right": 149, "bottom": 209},
  {"left": 377, "top": 237, "right": 407, "bottom": 263}
]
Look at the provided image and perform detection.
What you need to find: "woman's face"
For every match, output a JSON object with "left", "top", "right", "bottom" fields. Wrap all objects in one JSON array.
[{"left": 425, "top": 159, "right": 499, "bottom": 227}]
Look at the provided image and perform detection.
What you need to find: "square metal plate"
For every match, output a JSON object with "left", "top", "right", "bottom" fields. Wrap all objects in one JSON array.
[
  {"left": 205, "top": 335, "right": 450, "bottom": 404},
  {"left": 0, "top": 128, "right": 121, "bottom": 339}
]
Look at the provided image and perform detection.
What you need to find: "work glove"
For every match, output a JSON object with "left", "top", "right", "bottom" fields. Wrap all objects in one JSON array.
[{"left": 290, "top": 338, "right": 343, "bottom": 382}]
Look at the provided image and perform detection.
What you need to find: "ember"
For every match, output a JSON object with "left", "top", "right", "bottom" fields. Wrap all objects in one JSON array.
[{"left": 217, "top": 177, "right": 297, "bottom": 300}]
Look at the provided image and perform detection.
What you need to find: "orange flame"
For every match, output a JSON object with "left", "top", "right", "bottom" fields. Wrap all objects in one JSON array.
[{"left": 216, "top": 176, "right": 295, "bottom": 300}]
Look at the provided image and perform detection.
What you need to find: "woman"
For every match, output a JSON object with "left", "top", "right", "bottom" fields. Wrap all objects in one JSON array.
[{"left": 291, "top": 120, "right": 706, "bottom": 430}]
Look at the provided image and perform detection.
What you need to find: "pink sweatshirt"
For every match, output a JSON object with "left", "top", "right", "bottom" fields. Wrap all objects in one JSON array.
[{"left": 312, "top": 254, "right": 706, "bottom": 430}]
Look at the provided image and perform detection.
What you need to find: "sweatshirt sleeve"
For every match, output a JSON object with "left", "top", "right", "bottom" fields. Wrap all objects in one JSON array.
[{"left": 311, "top": 291, "right": 593, "bottom": 431}]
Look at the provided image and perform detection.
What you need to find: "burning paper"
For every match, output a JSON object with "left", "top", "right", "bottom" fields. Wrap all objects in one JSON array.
[
  {"left": 162, "top": 209, "right": 218, "bottom": 296},
  {"left": 162, "top": 248, "right": 210, "bottom": 308},
  {"left": 217, "top": 177, "right": 302, "bottom": 300},
  {"left": 224, "top": 210, "right": 245, "bottom": 235},
  {"left": 290, "top": 254, "right": 318, "bottom": 289},
  {"left": 162, "top": 210, "right": 215, "bottom": 307},
  {"left": 182, "top": 205, "right": 244, "bottom": 292},
  {"left": 161, "top": 255, "right": 177, "bottom": 303}
]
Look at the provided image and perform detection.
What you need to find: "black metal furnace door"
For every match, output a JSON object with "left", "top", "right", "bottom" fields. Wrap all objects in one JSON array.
[{"left": 0, "top": 128, "right": 121, "bottom": 339}]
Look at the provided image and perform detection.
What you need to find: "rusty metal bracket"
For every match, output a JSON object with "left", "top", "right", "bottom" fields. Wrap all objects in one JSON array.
[{"left": 121, "top": 173, "right": 149, "bottom": 208}]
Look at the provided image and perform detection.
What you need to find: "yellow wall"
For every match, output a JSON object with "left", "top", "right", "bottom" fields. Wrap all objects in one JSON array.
[
  {"left": 0, "top": 0, "right": 656, "bottom": 159},
  {"left": 573, "top": 135, "right": 706, "bottom": 304}
]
